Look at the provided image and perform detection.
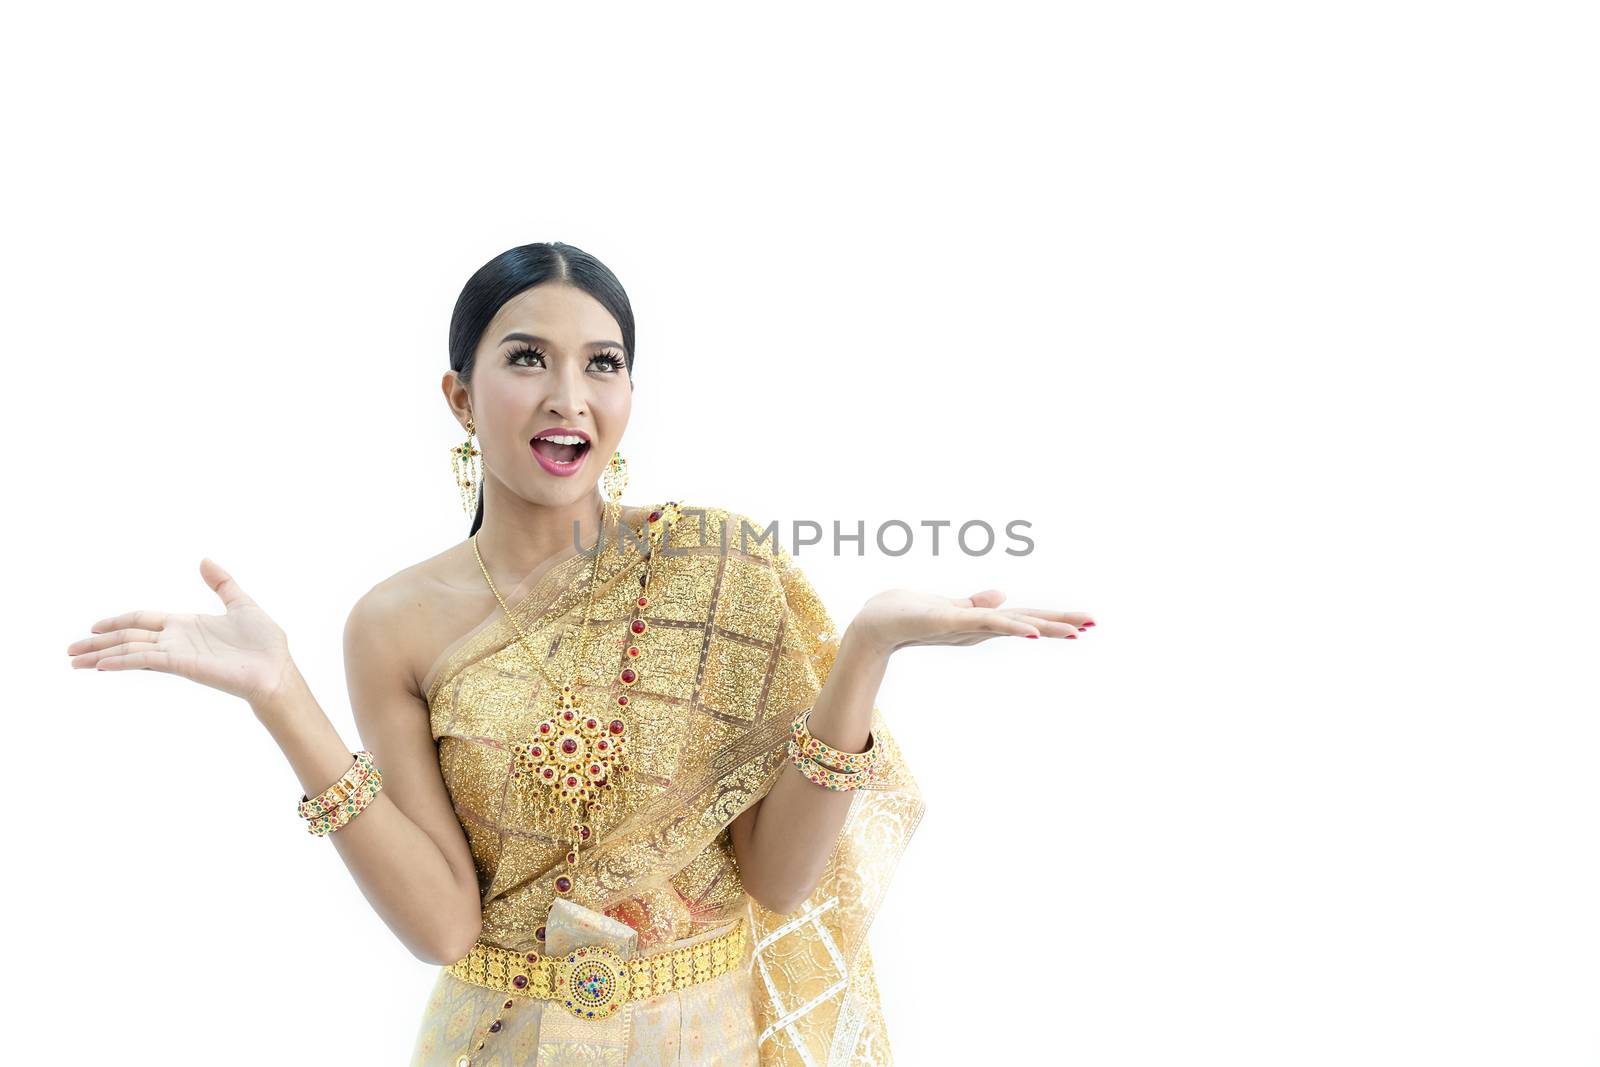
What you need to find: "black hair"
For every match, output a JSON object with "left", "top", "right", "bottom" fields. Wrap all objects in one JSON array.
[{"left": 448, "top": 241, "right": 636, "bottom": 537}]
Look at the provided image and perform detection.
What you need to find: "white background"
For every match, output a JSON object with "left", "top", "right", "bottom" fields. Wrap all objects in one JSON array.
[{"left": 7, "top": 2, "right": 1598, "bottom": 1064}]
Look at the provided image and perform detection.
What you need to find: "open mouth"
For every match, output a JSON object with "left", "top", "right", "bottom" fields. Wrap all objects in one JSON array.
[{"left": 530, "top": 432, "right": 592, "bottom": 468}]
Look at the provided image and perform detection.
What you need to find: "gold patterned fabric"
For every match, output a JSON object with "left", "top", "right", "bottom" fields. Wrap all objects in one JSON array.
[{"left": 409, "top": 505, "right": 924, "bottom": 1067}]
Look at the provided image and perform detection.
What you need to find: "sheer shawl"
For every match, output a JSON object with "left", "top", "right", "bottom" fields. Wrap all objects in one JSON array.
[{"left": 422, "top": 504, "right": 924, "bottom": 1065}]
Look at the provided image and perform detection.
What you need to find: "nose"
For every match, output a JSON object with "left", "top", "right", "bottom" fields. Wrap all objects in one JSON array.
[{"left": 543, "top": 362, "right": 589, "bottom": 419}]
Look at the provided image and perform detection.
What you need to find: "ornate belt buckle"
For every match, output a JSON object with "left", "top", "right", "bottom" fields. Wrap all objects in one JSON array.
[{"left": 553, "top": 944, "right": 631, "bottom": 1020}]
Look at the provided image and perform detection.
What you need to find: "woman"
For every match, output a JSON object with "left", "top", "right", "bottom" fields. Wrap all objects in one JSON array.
[{"left": 65, "top": 241, "right": 1093, "bottom": 1066}]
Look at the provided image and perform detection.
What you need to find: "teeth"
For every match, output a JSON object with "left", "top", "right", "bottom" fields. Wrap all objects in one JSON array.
[{"left": 534, "top": 434, "right": 588, "bottom": 446}]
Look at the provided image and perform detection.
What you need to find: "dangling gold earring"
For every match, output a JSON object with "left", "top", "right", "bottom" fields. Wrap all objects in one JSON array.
[
  {"left": 451, "top": 415, "right": 482, "bottom": 516},
  {"left": 600, "top": 449, "right": 628, "bottom": 527}
]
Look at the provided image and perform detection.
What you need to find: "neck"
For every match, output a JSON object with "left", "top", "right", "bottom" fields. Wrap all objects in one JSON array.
[{"left": 473, "top": 477, "right": 617, "bottom": 589}]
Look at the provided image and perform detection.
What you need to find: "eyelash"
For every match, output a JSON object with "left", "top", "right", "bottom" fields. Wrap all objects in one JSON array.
[{"left": 505, "top": 345, "right": 626, "bottom": 373}]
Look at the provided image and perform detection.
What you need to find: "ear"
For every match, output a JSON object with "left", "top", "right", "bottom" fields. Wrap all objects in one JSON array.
[{"left": 441, "top": 370, "right": 472, "bottom": 424}]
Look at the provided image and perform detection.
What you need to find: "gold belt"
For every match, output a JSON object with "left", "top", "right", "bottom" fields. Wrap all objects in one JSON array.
[{"left": 445, "top": 920, "right": 747, "bottom": 1021}]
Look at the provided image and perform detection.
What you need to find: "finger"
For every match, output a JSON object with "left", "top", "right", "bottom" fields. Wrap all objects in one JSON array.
[
  {"left": 1010, "top": 608, "right": 1096, "bottom": 628},
  {"left": 89, "top": 610, "right": 167, "bottom": 634},
  {"left": 959, "top": 589, "right": 1007, "bottom": 609},
  {"left": 95, "top": 646, "right": 168, "bottom": 670},
  {"left": 68, "top": 628, "right": 161, "bottom": 656},
  {"left": 1008, "top": 613, "right": 1080, "bottom": 639},
  {"left": 201, "top": 558, "right": 257, "bottom": 611}
]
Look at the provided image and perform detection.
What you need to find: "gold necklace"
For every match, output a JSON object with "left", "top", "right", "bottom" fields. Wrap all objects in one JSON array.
[
  {"left": 470, "top": 498, "right": 683, "bottom": 924},
  {"left": 471, "top": 501, "right": 610, "bottom": 692}
]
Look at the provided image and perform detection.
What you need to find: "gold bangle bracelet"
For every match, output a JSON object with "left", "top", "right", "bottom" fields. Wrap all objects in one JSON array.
[
  {"left": 789, "top": 710, "right": 876, "bottom": 774},
  {"left": 297, "top": 751, "right": 377, "bottom": 821},
  {"left": 305, "top": 768, "right": 383, "bottom": 836},
  {"left": 786, "top": 738, "right": 875, "bottom": 791}
]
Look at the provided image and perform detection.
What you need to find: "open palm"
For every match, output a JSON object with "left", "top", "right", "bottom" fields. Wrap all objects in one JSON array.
[
  {"left": 66, "top": 558, "right": 295, "bottom": 707},
  {"left": 850, "top": 587, "right": 1094, "bottom": 654}
]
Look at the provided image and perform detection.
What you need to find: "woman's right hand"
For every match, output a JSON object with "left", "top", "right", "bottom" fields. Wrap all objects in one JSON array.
[{"left": 66, "top": 558, "right": 297, "bottom": 709}]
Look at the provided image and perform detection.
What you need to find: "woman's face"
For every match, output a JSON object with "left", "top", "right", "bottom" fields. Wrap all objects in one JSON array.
[{"left": 461, "top": 282, "right": 633, "bottom": 510}]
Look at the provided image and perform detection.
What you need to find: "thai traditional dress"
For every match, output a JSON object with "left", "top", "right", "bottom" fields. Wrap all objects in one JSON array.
[{"left": 406, "top": 504, "right": 924, "bottom": 1067}]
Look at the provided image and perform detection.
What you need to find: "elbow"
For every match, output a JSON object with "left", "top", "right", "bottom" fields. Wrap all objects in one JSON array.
[
  {"left": 424, "top": 908, "right": 482, "bottom": 967},
  {"left": 732, "top": 811, "right": 821, "bottom": 916},
  {"left": 425, "top": 933, "right": 477, "bottom": 968},
  {"left": 748, "top": 878, "right": 818, "bottom": 917},
  {"left": 763, "top": 893, "right": 808, "bottom": 917}
]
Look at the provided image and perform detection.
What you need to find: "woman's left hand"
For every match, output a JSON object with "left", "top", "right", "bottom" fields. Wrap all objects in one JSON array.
[{"left": 846, "top": 588, "right": 1094, "bottom": 656}]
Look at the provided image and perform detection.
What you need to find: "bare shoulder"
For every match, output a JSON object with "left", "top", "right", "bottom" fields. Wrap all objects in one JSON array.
[
  {"left": 345, "top": 541, "right": 484, "bottom": 701},
  {"left": 346, "top": 502, "right": 667, "bottom": 698}
]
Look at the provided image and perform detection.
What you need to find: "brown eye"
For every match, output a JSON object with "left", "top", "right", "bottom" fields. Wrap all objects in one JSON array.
[{"left": 506, "top": 345, "right": 546, "bottom": 367}]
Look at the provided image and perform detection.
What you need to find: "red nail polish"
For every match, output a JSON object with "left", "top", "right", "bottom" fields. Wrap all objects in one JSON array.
[
  {"left": 1081, "top": 621, "right": 1095, "bottom": 628},
  {"left": 1066, "top": 633, "right": 1078, "bottom": 639},
  {"left": 1024, "top": 634, "right": 1039, "bottom": 639}
]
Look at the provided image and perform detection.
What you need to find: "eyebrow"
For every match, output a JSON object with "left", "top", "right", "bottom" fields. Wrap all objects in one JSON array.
[{"left": 499, "top": 332, "right": 624, "bottom": 350}]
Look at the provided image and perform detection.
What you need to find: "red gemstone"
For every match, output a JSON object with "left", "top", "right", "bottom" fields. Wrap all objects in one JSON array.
[
  {"left": 620, "top": 669, "right": 636, "bottom": 684},
  {"left": 561, "top": 738, "right": 578, "bottom": 754},
  {"left": 649, "top": 510, "right": 661, "bottom": 522},
  {"left": 627, "top": 646, "right": 639, "bottom": 657},
  {"left": 566, "top": 850, "right": 577, "bottom": 864},
  {"left": 578, "top": 825, "right": 591, "bottom": 840},
  {"left": 589, "top": 764, "right": 601, "bottom": 775},
  {"left": 562, "top": 710, "right": 575, "bottom": 722},
  {"left": 555, "top": 875, "right": 572, "bottom": 894},
  {"left": 597, "top": 740, "right": 609, "bottom": 751},
  {"left": 617, "top": 695, "right": 629, "bottom": 706},
  {"left": 513, "top": 974, "right": 528, "bottom": 989},
  {"left": 525, "top": 953, "right": 536, "bottom": 962},
  {"left": 530, "top": 745, "right": 543, "bottom": 758},
  {"left": 637, "top": 597, "right": 647, "bottom": 607},
  {"left": 609, "top": 719, "right": 625, "bottom": 734},
  {"left": 565, "top": 775, "right": 578, "bottom": 787},
  {"left": 535, "top": 926, "right": 546, "bottom": 941},
  {"left": 631, "top": 620, "right": 645, "bottom": 634},
  {"left": 542, "top": 768, "right": 555, "bottom": 779},
  {"left": 538, "top": 723, "right": 551, "bottom": 734},
  {"left": 585, "top": 717, "right": 599, "bottom": 730}
]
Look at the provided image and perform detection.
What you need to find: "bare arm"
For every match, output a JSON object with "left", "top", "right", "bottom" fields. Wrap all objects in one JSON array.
[
  {"left": 729, "top": 621, "right": 887, "bottom": 915},
  {"left": 252, "top": 588, "right": 482, "bottom": 964}
]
